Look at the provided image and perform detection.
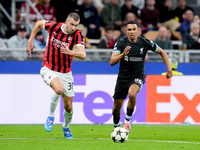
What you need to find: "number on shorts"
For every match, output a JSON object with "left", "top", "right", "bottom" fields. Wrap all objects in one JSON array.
[{"left": 68, "top": 82, "right": 73, "bottom": 90}]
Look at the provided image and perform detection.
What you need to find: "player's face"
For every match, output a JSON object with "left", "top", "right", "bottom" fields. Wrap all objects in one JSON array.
[
  {"left": 126, "top": 24, "right": 138, "bottom": 41},
  {"left": 65, "top": 17, "right": 80, "bottom": 34}
]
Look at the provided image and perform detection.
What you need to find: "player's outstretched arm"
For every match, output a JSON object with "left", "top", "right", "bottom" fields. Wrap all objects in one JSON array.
[
  {"left": 156, "top": 46, "right": 173, "bottom": 79},
  {"left": 26, "top": 20, "right": 46, "bottom": 58},
  {"left": 110, "top": 46, "right": 131, "bottom": 66},
  {"left": 60, "top": 44, "right": 86, "bottom": 60}
]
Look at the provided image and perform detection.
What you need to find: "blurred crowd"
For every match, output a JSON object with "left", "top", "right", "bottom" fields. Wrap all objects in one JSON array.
[{"left": 0, "top": 0, "right": 200, "bottom": 61}]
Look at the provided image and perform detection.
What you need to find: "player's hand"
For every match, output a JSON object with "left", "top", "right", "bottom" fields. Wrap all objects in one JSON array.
[
  {"left": 123, "top": 46, "right": 131, "bottom": 56},
  {"left": 60, "top": 43, "right": 71, "bottom": 55},
  {"left": 166, "top": 70, "right": 173, "bottom": 79},
  {"left": 26, "top": 42, "right": 34, "bottom": 58}
]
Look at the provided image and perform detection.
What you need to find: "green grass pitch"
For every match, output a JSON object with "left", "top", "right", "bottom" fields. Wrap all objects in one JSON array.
[{"left": 0, "top": 124, "right": 200, "bottom": 150}]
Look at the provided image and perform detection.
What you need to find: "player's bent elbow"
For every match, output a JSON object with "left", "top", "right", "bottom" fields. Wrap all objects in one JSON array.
[
  {"left": 81, "top": 53, "right": 86, "bottom": 60},
  {"left": 110, "top": 60, "right": 115, "bottom": 66}
]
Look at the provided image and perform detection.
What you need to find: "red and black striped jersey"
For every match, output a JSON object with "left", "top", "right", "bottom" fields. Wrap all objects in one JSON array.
[{"left": 43, "top": 21, "right": 84, "bottom": 73}]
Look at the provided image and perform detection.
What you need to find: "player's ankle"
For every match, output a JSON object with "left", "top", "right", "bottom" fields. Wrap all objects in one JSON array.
[
  {"left": 114, "top": 123, "right": 120, "bottom": 128},
  {"left": 125, "top": 119, "right": 130, "bottom": 123}
]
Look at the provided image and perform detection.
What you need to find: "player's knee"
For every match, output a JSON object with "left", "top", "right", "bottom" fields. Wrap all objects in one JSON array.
[
  {"left": 113, "top": 103, "right": 122, "bottom": 111},
  {"left": 54, "top": 87, "right": 65, "bottom": 95},
  {"left": 128, "top": 92, "right": 137, "bottom": 100}
]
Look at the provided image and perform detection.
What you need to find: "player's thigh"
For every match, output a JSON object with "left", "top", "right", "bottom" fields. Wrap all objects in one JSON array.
[
  {"left": 40, "top": 66, "right": 64, "bottom": 91},
  {"left": 128, "top": 84, "right": 140, "bottom": 97},
  {"left": 50, "top": 77, "right": 65, "bottom": 93},
  {"left": 128, "top": 78, "right": 144, "bottom": 96}
]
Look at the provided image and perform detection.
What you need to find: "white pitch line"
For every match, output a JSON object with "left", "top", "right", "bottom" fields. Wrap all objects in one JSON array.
[{"left": 0, "top": 137, "right": 199, "bottom": 145}]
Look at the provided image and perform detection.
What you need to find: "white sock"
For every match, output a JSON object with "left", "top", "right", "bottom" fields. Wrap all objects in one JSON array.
[
  {"left": 62, "top": 110, "right": 73, "bottom": 128},
  {"left": 48, "top": 93, "right": 60, "bottom": 117}
]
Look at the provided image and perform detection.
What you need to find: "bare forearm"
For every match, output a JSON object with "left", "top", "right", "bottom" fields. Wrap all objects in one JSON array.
[
  {"left": 160, "top": 51, "right": 171, "bottom": 71},
  {"left": 110, "top": 46, "right": 131, "bottom": 66},
  {"left": 68, "top": 50, "right": 86, "bottom": 60},
  {"left": 28, "top": 20, "right": 45, "bottom": 43},
  {"left": 110, "top": 53, "right": 124, "bottom": 66}
]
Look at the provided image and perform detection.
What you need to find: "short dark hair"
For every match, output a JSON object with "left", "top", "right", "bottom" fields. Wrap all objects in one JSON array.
[
  {"left": 126, "top": 20, "right": 138, "bottom": 27},
  {"left": 68, "top": 12, "right": 80, "bottom": 21}
]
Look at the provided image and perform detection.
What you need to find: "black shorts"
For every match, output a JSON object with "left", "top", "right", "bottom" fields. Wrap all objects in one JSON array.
[{"left": 113, "top": 77, "right": 145, "bottom": 100}]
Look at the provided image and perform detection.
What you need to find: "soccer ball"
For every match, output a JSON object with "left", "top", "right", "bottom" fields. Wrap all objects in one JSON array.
[{"left": 111, "top": 127, "right": 129, "bottom": 143}]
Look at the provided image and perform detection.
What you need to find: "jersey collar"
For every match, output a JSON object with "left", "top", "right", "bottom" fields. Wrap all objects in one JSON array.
[{"left": 61, "top": 24, "right": 69, "bottom": 34}]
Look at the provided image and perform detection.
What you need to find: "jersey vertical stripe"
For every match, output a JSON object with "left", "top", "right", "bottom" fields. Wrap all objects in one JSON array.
[
  {"left": 68, "top": 32, "right": 76, "bottom": 69},
  {"left": 75, "top": 31, "right": 84, "bottom": 45},
  {"left": 65, "top": 35, "right": 70, "bottom": 72},
  {"left": 52, "top": 27, "right": 62, "bottom": 71},
  {"left": 47, "top": 23, "right": 57, "bottom": 68},
  {"left": 58, "top": 33, "right": 67, "bottom": 72},
  {"left": 57, "top": 33, "right": 65, "bottom": 72},
  {"left": 42, "top": 21, "right": 84, "bottom": 73}
]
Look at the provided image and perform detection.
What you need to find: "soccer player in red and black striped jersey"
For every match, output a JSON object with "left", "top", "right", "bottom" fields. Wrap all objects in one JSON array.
[{"left": 26, "top": 12, "right": 86, "bottom": 139}]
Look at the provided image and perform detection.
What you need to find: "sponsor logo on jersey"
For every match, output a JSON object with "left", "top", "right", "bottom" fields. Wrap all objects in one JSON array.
[
  {"left": 124, "top": 55, "right": 128, "bottom": 61},
  {"left": 51, "top": 37, "right": 68, "bottom": 48},
  {"left": 129, "top": 57, "right": 142, "bottom": 61},
  {"left": 124, "top": 56, "right": 142, "bottom": 61}
]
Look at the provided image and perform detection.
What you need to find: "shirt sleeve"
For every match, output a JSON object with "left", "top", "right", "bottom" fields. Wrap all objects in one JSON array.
[
  {"left": 75, "top": 30, "right": 85, "bottom": 47},
  {"left": 145, "top": 38, "right": 158, "bottom": 53},
  {"left": 44, "top": 21, "right": 56, "bottom": 31},
  {"left": 113, "top": 38, "right": 123, "bottom": 54}
]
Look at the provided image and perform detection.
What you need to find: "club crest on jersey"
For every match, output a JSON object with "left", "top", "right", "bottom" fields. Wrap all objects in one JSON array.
[
  {"left": 53, "top": 32, "right": 58, "bottom": 36},
  {"left": 140, "top": 47, "right": 144, "bottom": 54},
  {"left": 68, "top": 36, "right": 71, "bottom": 40}
]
